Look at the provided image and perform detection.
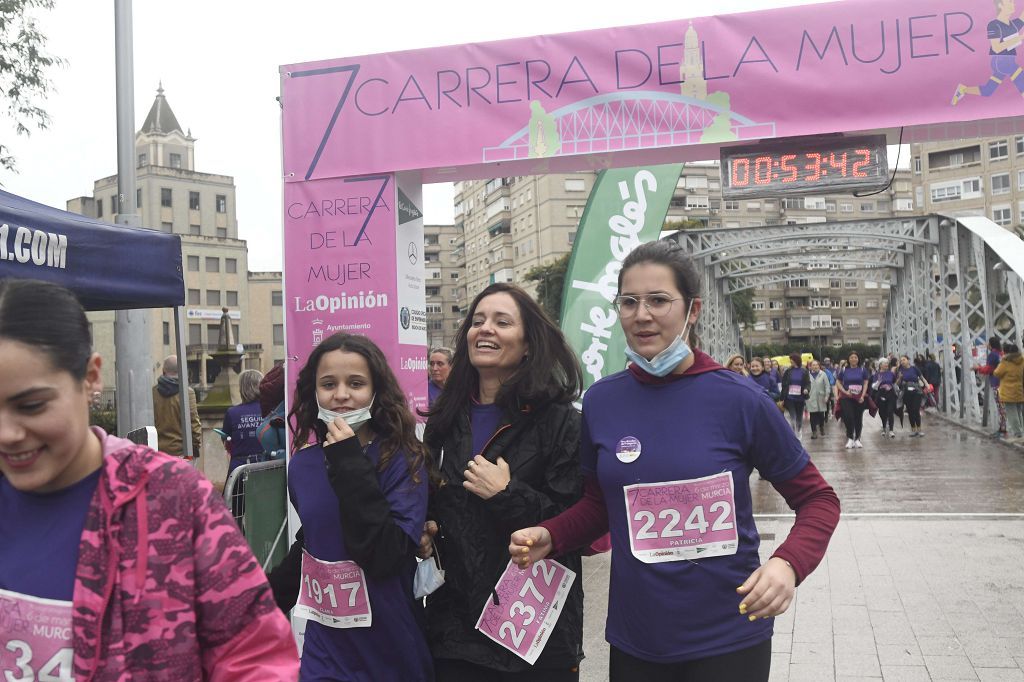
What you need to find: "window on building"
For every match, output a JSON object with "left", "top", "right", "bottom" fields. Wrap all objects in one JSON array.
[
  {"left": 169, "top": 153, "right": 182, "bottom": 169},
  {"left": 272, "top": 290, "right": 282, "bottom": 306},
  {"left": 189, "top": 224, "right": 201, "bottom": 235},
  {"left": 187, "top": 289, "right": 200, "bottom": 305},
  {"left": 846, "top": 318, "right": 861, "bottom": 328},
  {"left": 216, "top": 227, "right": 227, "bottom": 239},
  {"left": 859, "top": 202, "right": 874, "bottom": 212},
  {"left": 161, "top": 222, "right": 173, "bottom": 232},
  {"left": 136, "top": 188, "right": 142, "bottom": 211},
  {"left": 206, "top": 257, "right": 219, "bottom": 273},
  {"left": 866, "top": 299, "right": 880, "bottom": 308},
  {"left": 724, "top": 200, "right": 740, "bottom": 211},
  {"left": 189, "top": 191, "right": 200, "bottom": 210},
  {"left": 564, "top": 178, "right": 586, "bottom": 191},
  {"left": 831, "top": 319, "right": 842, "bottom": 329},
  {"left": 790, "top": 278, "right": 809, "bottom": 288},
  {"left": 894, "top": 199, "right": 913, "bottom": 211},
  {"left": 993, "top": 205, "right": 1012, "bottom": 226},
  {"left": 161, "top": 188, "right": 172, "bottom": 207},
  {"left": 96, "top": 198, "right": 103, "bottom": 217},
  {"left": 839, "top": 202, "right": 854, "bottom": 213},
  {"left": 751, "top": 301, "right": 766, "bottom": 311},
  {"left": 804, "top": 197, "right": 826, "bottom": 210},
  {"left": 207, "top": 324, "right": 220, "bottom": 347},
  {"left": 992, "top": 173, "right": 1011, "bottom": 194},
  {"left": 830, "top": 279, "right": 841, "bottom": 289},
  {"left": 273, "top": 324, "right": 284, "bottom": 345},
  {"left": 745, "top": 201, "right": 761, "bottom": 212},
  {"left": 206, "top": 290, "right": 221, "bottom": 306},
  {"left": 1018, "top": 170, "right": 1024, "bottom": 190},
  {"left": 162, "top": 322, "right": 170, "bottom": 345},
  {"left": 686, "top": 195, "right": 709, "bottom": 210},
  {"left": 769, "top": 300, "right": 783, "bottom": 310},
  {"left": 844, "top": 281, "right": 859, "bottom": 289},
  {"left": 187, "top": 255, "right": 199, "bottom": 271},
  {"left": 216, "top": 195, "right": 227, "bottom": 213},
  {"left": 845, "top": 299, "right": 859, "bottom": 308},
  {"left": 913, "top": 157, "right": 922, "bottom": 173},
  {"left": 825, "top": 201, "right": 836, "bottom": 212},
  {"left": 1017, "top": 136, "right": 1024, "bottom": 156},
  {"left": 226, "top": 290, "right": 238, "bottom": 307},
  {"left": 782, "top": 197, "right": 805, "bottom": 210},
  {"left": 990, "top": 140, "right": 1009, "bottom": 161},
  {"left": 831, "top": 299, "right": 841, "bottom": 309},
  {"left": 771, "top": 318, "right": 781, "bottom": 331},
  {"left": 226, "top": 258, "right": 237, "bottom": 274},
  {"left": 138, "top": 153, "right": 147, "bottom": 167},
  {"left": 450, "top": 272, "right": 460, "bottom": 279},
  {"left": 111, "top": 195, "right": 119, "bottom": 214},
  {"left": 188, "top": 324, "right": 202, "bottom": 345}
]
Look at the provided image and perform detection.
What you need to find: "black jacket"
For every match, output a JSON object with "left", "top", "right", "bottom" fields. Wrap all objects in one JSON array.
[
  {"left": 423, "top": 401, "right": 584, "bottom": 672},
  {"left": 267, "top": 437, "right": 420, "bottom": 612},
  {"left": 781, "top": 366, "right": 811, "bottom": 402}
]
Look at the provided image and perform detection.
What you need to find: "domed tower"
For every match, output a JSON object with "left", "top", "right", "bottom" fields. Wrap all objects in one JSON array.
[{"left": 680, "top": 22, "right": 708, "bottom": 100}]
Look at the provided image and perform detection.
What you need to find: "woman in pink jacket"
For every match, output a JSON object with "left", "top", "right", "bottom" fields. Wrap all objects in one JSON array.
[{"left": 0, "top": 278, "right": 299, "bottom": 681}]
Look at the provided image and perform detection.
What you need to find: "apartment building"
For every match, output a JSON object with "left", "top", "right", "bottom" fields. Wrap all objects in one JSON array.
[{"left": 424, "top": 223, "right": 464, "bottom": 348}]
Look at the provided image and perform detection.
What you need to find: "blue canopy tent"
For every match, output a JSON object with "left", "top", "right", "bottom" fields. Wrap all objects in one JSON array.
[{"left": 0, "top": 188, "right": 195, "bottom": 455}]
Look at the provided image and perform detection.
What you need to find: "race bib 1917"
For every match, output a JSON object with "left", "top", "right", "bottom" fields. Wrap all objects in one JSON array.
[
  {"left": 623, "top": 471, "right": 739, "bottom": 564},
  {"left": 848, "top": 384, "right": 863, "bottom": 395},
  {"left": 293, "top": 550, "right": 372, "bottom": 629},
  {"left": 475, "top": 559, "right": 576, "bottom": 665},
  {"left": 787, "top": 384, "right": 802, "bottom": 397},
  {"left": 0, "top": 588, "right": 74, "bottom": 681}
]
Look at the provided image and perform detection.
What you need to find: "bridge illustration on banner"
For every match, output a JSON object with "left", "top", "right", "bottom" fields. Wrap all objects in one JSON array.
[{"left": 481, "top": 90, "right": 777, "bottom": 163}]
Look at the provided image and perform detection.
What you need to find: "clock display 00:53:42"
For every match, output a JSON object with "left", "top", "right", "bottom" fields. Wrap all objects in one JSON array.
[{"left": 729, "top": 149, "right": 875, "bottom": 187}]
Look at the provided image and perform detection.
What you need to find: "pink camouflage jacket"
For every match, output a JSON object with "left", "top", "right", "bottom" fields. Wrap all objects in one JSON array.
[{"left": 72, "top": 429, "right": 299, "bottom": 680}]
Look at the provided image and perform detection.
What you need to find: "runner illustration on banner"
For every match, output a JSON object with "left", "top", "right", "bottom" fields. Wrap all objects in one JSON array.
[{"left": 952, "top": 0, "right": 1024, "bottom": 104}]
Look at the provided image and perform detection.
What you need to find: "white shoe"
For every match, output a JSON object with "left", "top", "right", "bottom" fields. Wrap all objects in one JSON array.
[
  {"left": 889, "top": 431, "right": 896, "bottom": 439},
  {"left": 845, "top": 439, "right": 854, "bottom": 449},
  {"left": 854, "top": 439, "right": 863, "bottom": 448}
]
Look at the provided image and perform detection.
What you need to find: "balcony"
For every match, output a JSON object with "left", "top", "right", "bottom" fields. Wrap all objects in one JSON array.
[{"left": 487, "top": 218, "right": 511, "bottom": 239}]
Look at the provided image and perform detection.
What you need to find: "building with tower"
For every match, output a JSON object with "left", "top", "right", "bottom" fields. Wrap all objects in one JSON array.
[{"left": 68, "top": 86, "right": 284, "bottom": 402}]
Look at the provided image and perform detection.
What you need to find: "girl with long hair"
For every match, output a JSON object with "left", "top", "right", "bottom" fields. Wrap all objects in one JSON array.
[
  {"left": 420, "top": 282, "right": 585, "bottom": 681},
  {"left": 508, "top": 241, "right": 839, "bottom": 682},
  {"left": 269, "top": 333, "right": 432, "bottom": 680},
  {"left": 0, "top": 279, "right": 298, "bottom": 679},
  {"left": 836, "top": 352, "right": 870, "bottom": 448}
]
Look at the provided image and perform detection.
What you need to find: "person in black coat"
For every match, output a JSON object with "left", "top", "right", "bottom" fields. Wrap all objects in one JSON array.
[{"left": 419, "top": 283, "right": 585, "bottom": 681}]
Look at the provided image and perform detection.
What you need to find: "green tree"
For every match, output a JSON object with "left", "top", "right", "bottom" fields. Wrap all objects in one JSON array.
[
  {"left": 525, "top": 253, "right": 570, "bottom": 324},
  {"left": 728, "top": 288, "right": 756, "bottom": 327},
  {"left": 0, "top": 0, "right": 63, "bottom": 174}
]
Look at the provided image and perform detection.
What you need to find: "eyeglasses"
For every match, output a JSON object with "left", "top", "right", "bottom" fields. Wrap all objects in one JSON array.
[{"left": 612, "top": 294, "right": 680, "bottom": 318}]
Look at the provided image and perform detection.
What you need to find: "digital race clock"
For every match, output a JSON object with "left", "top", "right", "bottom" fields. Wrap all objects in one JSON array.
[{"left": 720, "top": 134, "right": 889, "bottom": 199}]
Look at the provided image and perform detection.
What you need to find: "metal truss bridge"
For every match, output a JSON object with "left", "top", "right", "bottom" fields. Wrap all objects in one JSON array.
[
  {"left": 482, "top": 91, "right": 776, "bottom": 162},
  {"left": 667, "top": 215, "right": 1024, "bottom": 430}
]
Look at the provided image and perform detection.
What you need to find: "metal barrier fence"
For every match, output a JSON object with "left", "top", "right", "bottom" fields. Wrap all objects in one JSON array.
[{"left": 223, "top": 459, "right": 288, "bottom": 571}]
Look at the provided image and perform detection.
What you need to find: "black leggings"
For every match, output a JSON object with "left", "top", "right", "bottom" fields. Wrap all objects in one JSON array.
[
  {"left": 435, "top": 659, "right": 579, "bottom": 682},
  {"left": 809, "top": 411, "right": 826, "bottom": 433},
  {"left": 904, "top": 389, "right": 923, "bottom": 428},
  {"left": 840, "top": 397, "right": 865, "bottom": 439},
  {"left": 610, "top": 639, "right": 772, "bottom": 682},
  {"left": 876, "top": 391, "right": 896, "bottom": 431}
]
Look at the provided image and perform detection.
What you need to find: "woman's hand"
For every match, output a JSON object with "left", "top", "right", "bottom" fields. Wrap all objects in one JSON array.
[
  {"left": 417, "top": 521, "right": 439, "bottom": 559},
  {"left": 324, "top": 417, "right": 356, "bottom": 446},
  {"left": 509, "top": 527, "right": 553, "bottom": 569},
  {"left": 463, "top": 455, "right": 511, "bottom": 500},
  {"left": 736, "top": 557, "right": 797, "bottom": 620}
]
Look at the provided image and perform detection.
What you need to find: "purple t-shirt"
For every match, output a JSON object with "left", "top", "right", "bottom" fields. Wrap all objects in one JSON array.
[
  {"left": 470, "top": 402, "right": 504, "bottom": 455},
  {"left": 748, "top": 371, "right": 775, "bottom": 394},
  {"left": 581, "top": 369, "right": 809, "bottom": 663},
  {"left": 987, "top": 350, "right": 1003, "bottom": 388},
  {"left": 873, "top": 371, "right": 896, "bottom": 390},
  {"left": 839, "top": 367, "right": 869, "bottom": 392},
  {"left": 0, "top": 467, "right": 101, "bottom": 600},
  {"left": 288, "top": 441, "right": 431, "bottom": 681},
  {"left": 222, "top": 400, "right": 264, "bottom": 458}
]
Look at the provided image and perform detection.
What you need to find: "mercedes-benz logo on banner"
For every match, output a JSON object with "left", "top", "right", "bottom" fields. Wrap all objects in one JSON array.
[{"left": 408, "top": 242, "right": 418, "bottom": 264}]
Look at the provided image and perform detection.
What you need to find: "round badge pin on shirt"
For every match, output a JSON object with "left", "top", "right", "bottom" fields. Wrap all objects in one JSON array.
[{"left": 616, "top": 436, "right": 642, "bottom": 463}]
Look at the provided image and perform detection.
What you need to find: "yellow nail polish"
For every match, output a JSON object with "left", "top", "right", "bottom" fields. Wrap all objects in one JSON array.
[
  {"left": 739, "top": 604, "right": 747, "bottom": 614},
  {"left": 748, "top": 615, "right": 757, "bottom": 622}
]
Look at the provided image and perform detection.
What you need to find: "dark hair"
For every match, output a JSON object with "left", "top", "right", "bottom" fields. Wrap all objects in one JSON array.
[
  {"left": 848, "top": 352, "right": 860, "bottom": 365},
  {"left": 424, "top": 283, "right": 582, "bottom": 443},
  {"left": 617, "top": 239, "right": 702, "bottom": 346},
  {"left": 1004, "top": 342, "right": 1019, "bottom": 354},
  {"left": 789, "top": 352, "right": 802, "bottom": 368},
  {"left": 0, "top": 279, "right": 92, "bottom": 378},
  {"left": 289, "top": 333, "right": 424, "bottom": 482},
  {"left": 990, "top": 337, "right": 1002, "bottom": 351},
  {"left": 259, "top": 364, "right": 285, "bottom": 417}
]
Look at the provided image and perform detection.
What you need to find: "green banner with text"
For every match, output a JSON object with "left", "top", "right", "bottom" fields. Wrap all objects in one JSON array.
[{"left": 561, "top": 164, "right": 684, "bottom": 396}]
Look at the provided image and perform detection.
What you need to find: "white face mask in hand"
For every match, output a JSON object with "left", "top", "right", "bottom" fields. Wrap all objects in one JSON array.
[
  {"left": 316, "top": 394, "right": 375, "bottom": 430},
  {"left": 414, "top": 543, "right": 445, "bottom": 599}
]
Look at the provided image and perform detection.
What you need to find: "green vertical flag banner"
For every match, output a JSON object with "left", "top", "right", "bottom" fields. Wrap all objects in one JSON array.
[{"left": 560, "top": 164, "right": 684, "bottom": 396}]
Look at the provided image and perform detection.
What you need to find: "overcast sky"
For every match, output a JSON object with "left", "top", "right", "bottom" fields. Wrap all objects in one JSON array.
[{"left": 2, "top": 0, "right": 832, "bottom": 271}]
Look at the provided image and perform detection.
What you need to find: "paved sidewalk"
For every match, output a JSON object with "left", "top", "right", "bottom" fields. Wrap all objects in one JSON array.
[{"left": 578, "top": 412, "right": 1024, "bottom": 681}]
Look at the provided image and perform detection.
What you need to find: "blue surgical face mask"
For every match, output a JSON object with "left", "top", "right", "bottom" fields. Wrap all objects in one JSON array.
[
  {"left": 624, "top": 300, "right": 695, "bottom": 377},
  {"left": 316, "top": 394, "right": 375, "bottom": 430}
]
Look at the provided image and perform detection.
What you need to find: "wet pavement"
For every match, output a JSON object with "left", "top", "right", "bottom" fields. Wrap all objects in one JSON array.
[{"left": 579, "top": 411, "right": 1024, "bottom": 681}]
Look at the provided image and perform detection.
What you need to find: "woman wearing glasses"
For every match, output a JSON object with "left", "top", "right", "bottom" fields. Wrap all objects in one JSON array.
[{"left": 509, "top": 240, "right": 840, "bottom": 682}]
